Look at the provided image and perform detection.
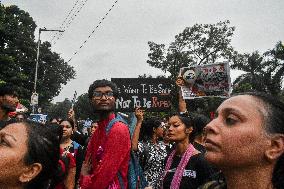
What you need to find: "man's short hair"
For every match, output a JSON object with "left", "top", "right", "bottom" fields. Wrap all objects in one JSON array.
[
  {"left": 88, "top": 79, "right": 118, "bottom": 99},
  {"left": 0, "top": 83, "right": 18, "bottom": 97}
]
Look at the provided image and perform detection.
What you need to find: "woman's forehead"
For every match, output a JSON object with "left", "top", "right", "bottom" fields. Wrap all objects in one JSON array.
[
  {"left": 0, "top": 123, "right": 28, "bottom": 142},
  {"left": 169, "top": 115, "right": 181, "bottom": 122},
  {"left": 60, "top": 120, "right": 71, "bottom": 125},
  {"left": 218, "top": 95, "right": 266, "bottom": 116}
]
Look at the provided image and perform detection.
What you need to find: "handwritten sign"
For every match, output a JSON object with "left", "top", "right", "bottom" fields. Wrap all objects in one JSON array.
[
  {"left": 111, "top": 78, "right": 172, "bottom": 112},
  {"left": 180, "top": 62, "right": 231, "bottom": 99}
]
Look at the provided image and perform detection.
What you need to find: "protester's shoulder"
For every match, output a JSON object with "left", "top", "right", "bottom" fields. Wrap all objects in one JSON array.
[
  {"left": 111, "top": 120, "right": 129, "bottom": 135},
  {"left": 113, "top": 118, "right": 128, "bottom": 125},
  {"left": 191, "top": 152, "right": 220, "bottom": 180},
  {"left": 72, "top": 140, "right": 83, "bottom": 149}
]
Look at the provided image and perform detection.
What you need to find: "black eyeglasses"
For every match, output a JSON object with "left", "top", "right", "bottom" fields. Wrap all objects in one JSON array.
[{"left": 93, "top": 91, "right": 114, "bottom": 99}]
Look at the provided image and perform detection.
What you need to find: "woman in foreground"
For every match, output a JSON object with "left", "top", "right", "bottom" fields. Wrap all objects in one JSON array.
[
  {"left": 203, "top": 92, "right": 284, "bottom": 189},
  {"left": 0, "top": 121, "right": 59, "bottom": 189}
]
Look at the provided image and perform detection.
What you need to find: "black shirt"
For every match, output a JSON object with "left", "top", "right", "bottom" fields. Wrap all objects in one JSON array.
[
  {"left": 71, "top": 131, "right": 89, "bottom": 147},
  {"left": 193, "top": 142, "right": 206, "bottom": 154},
  {"left": 163, "top": 153, "right": 214, "bottom": 189}
]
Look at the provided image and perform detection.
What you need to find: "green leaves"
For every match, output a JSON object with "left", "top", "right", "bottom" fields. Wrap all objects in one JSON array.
[
  {"left": 231, "top": 42, "right": 284, "bottom": 95},
  {"left": 0, "top": 4, "right": 76, "bottom": 110},
  {"left": 147, "top": 20, "right": 237, "bottom": 78}
]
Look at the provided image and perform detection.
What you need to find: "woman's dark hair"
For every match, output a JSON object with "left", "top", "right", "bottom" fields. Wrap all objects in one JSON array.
[
  {"left": 48, "top": 117, "right": 61, "bottom": 124},
  {"left": 88, "top": 79, "right": 118, "bottom": 99},
  {"left": 176, "top": 114, "right": 196, "bottom": 143},
  {"left": 46, "top": 123, "right": 63, "bottom": 142},
  {"left": 241, "top": 92, "right": 284, "bottom": 189},
  {"left": 59, "top": 118, "right": 75, "bottom": 130},
  {"left": 193, "top": 114, "right": 210, "bottom": 137},
  {"left": 140, "top": 117, "right": 162, "bottom": 141},
  {"left": 21, "top": 121, "right": 60, "bottom": 189},
  {"left": 46, "top": 123, "right": 70, "bottom": 188}
]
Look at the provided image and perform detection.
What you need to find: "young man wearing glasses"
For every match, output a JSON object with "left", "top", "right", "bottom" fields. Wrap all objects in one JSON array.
[{"left": 80, "top": 79, "right": 131, "bottom": 189}]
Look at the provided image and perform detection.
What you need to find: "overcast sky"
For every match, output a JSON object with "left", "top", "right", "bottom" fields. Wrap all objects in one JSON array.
[{"left": 2, "top": 0, "right": 284, "bottom": 102}]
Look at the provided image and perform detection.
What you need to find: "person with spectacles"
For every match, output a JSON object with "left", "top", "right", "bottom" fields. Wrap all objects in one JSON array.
[
  {"left": 79, "top": 79, "right": 131, "bottom": 189},
  {"left": 92, "top": 91, "right": 114, "bottom": 100}
]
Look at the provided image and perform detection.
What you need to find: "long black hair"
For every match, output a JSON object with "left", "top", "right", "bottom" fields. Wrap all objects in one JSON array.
[
  {"left": 22, "top": 121, "right": 60, "bottom": 189},
  {"left": 193, "top": 114, "right": 210, "bottom": 137},
  {"left": 140, "top": 117, "right": 162, "bottom": 141}
]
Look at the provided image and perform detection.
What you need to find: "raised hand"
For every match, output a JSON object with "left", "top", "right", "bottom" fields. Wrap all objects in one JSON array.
[
  {"left": 135, "top": 107, "right": 144, "bottom": 122},
  {"left": 176, "top": 76, "right": 185, "bottom": 87}
]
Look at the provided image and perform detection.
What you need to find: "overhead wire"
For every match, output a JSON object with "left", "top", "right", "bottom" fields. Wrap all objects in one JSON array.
[
  {"left": 66, "top": 0, "right": 119, "bottom": 63},
  {"left": 50, "top": 0, "right": 81, "bottom": 43},
  {"left": 53, "top": 0, "right": 90, "bottom": 44},
  {"left": 54, "top": 0, "right": 88, "bottom": 44}
]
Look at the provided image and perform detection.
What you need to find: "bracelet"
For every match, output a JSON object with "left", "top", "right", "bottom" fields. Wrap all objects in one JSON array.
[{"left": 179, "top": 110, "right": 188, "bottom": 115}]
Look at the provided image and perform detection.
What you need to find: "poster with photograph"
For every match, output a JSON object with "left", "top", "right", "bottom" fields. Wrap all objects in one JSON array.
[
  {"left": 179, "top": 62, "right": 231, "bottom": 99},
  {"left": 111, "top": 78, "right": 172, "bottom": 112}
]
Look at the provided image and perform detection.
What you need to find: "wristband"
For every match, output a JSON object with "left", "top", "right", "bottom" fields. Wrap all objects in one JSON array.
[{"left": 179, "top": 110, "right": 189, "bottom": 116}]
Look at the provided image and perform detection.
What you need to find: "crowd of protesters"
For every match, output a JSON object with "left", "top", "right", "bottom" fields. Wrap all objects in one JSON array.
[{"left": 0, "top": 78, "right": 283, "bottom": 189}]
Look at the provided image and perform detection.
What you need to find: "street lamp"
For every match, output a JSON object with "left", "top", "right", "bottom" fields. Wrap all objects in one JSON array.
[{"left": 32, "top": 27, "right": 64, "bottom": 113}]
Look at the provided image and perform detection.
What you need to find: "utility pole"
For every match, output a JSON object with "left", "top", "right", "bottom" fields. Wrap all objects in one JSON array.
[{"left": 32, "top": 27, "right": 64, "bottom": 113}]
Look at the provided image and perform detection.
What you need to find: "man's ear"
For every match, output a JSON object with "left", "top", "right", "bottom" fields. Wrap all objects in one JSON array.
[
  {"left": 19, "top": 163, "right": 42, "bottom": 183},
  {"left": 265, "top": 135, "right": 284, "bottom": 162}
]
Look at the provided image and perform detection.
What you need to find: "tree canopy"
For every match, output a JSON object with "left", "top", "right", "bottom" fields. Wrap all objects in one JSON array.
[
  {"left": 44, "top": 98, "right": 72, "bottom": 121},
  {"left": 232, "top": 41, "right": 284, "bottom": 96},
  {"left": 147, "top": 20, "right": 238, "bottom": 79},
  {"left": 0, "top": 4, "right": 76, "bottom": 107},
  {"left": 73, "top": 93, "right": 97, "bottom": 120}
]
